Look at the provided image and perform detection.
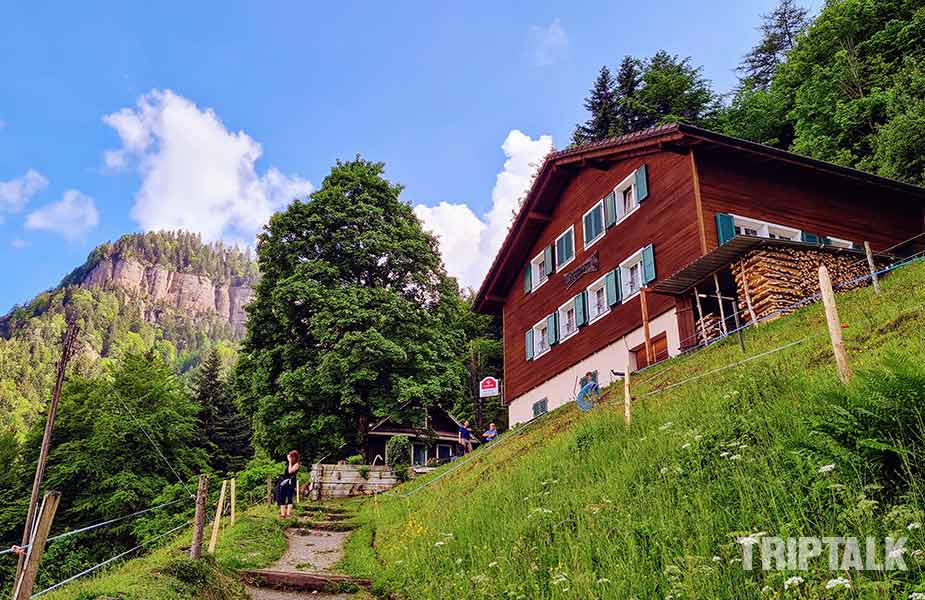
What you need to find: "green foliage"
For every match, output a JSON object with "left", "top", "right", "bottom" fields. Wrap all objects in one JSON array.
[
  {"left": 722, "top": 0, "right": 925, "bottom": 186},
  {"left": 341, "top": 260, "right": 925, "bottom": 598},
  {"left": 737, "top": 0, "right": 810, "bottom": 90},
  {"left": 193, "top": 348, "right": 252, "bottom": 474},
  {"left": 358, "top": 465, "right": 370, "bottom": 479},
  {"left": 572, "top": 51, "right": 718, "bottom": 145},
  {"left": 385, "top": 435, "right": 411, "bottom": 466},
  {"left": 346, "top": 454, "right": 365, "bottom": 465},
  {"left": 236, "top": 158, "right": 467, "bottom": 461}
]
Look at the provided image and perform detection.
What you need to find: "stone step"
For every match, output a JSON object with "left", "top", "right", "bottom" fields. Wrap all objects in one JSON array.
[
  {"left": 241, "top": 569, "right": 369, "bottom": 593},
  {"left": 296, "top": 520, "right": 358, "bottom": 532}
]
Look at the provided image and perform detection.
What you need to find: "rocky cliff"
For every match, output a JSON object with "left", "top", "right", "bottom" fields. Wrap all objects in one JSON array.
[{"left": 78, "top": 255, "right": 255, "bottom": 336}]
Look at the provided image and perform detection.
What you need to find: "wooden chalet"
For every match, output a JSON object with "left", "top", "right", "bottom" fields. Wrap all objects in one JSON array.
[
  {"left": 367, "top": 405, "right": 476, "bottom": 466},
  {"left": 473, "top": 124, "right": 925, "bottom": 425}
]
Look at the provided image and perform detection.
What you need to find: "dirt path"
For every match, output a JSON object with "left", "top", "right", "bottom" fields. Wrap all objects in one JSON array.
[{"left": 245, "top": 513, "right": 358, "bottom": 600}]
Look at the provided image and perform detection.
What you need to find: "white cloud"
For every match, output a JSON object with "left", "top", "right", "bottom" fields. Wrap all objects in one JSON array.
[
  {"left": 415, "top": 129, "right": 553, "bottom": 290},
  {"left": 10, "top": 238, "right": 28, "bottom": 249},
  {"left": 25, "top": 190, "right": 99, "bottom": 240},
  {"left": 527, "top": 18, "right": 568, "bottom": 67},
  {"left": 103, "top": 89, "right": 313, "bottom": 242},
  {"left": 0, "top": 169, "right": 48, "bottom": 214}
]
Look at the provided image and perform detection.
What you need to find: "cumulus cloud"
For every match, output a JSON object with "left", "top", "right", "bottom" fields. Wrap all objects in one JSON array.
[
  {"left": 25, "top": 189, "right": 99, "bottom": 240},
  {"left": 103, "top": 89, "right": 313, "bottom": 242},
  {"left": 527, "top": 18, "right": 568, "bottom": 67},
  {"left": 0, "top": 169, "right": 48, "bottom": 214},
  {"left": 414, "top": 129, "right": 553, "bottom": 290}
]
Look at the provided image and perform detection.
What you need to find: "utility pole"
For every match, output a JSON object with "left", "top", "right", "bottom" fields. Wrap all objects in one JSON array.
[{"left": 15, "top": 322, "right": 78, "bottom": 582}]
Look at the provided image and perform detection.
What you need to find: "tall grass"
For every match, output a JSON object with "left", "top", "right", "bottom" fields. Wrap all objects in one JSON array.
[{"left": 344, "top": 262, "right": 925, "bottom": 599}]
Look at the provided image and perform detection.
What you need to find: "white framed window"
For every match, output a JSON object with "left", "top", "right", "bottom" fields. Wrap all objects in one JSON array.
[
  {"left": 532, "top": 398, "right": 548, "bottom": 418},
  {"left": 436, "top": 443, "right": 453, "bottom": 460},
  {"left": 586, "top": 275, "right": 609, "bottom": 324},
  {"left": 530, "top": 251, "right": 549, "bottom": 291},
  {"left": 555, "top": 226, "right": 576, "bottom": 269},
  {"left": 620, "top": 248, "right": 645, "bottom": 300},
  {"left": 582, "top": 201, "right": 605, "bottom": 249},
  {"left": 732, "top": 214, "right": 800, "bottom": 241},
  {"left": 557, "top": 297, "right": 578, "bottom": 342},
  {"left": 532, "top": 318, "right": 550, "bottom": 358},
  {"left": 614, "top": 172, "right": 638, "bottom": 224},
  {"left": 826, "top": 236, "right": 854, "bottom": 249}
]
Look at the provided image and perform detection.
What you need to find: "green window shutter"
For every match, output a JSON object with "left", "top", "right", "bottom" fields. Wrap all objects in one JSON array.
[
  {"left": 583, "top": 212, "right": 594, "bottom": 245},
  {"left": 605, "top": 270, "right": 618, "bottom": 306},
  {"left": 566, "top": 230, "right": 574, "bottom": 260},
  {"left": 593, "top": 207, "right": 604, "bottom": 239},
  {"left": 574, "top": 291, "right": 587, "bottom": 327},
  {"left": 604, "top": 191, "right": 617, "bottom": 228},
  {"left": 547, "top": 313, "right": 558, "bottom": 346},
  {"left": 555, "top": 236, "right": 566, "bottom": 266},
  {"left": 544, "top": 245, "right": 554, "bottom": 276},
  {"left": 523, "top": 264, "right": 532, "bottom": 294},
  {"left": 635, "top": 164, "right": 649, "bottom": 202},
  {"left": 821, "top": 236, "right": 832, "bottom": 246},
  {"left": 801, "top": 231, "right": 820, "bottom": 244},
  {"left": 715, "top": 213, "right": 735, "bottom": 245},
  {"left": 642, "top": 244, "right": 656, "bottom": 283},
  {"left": 525, "top": 329, "right": 534, "bottom": 360}
]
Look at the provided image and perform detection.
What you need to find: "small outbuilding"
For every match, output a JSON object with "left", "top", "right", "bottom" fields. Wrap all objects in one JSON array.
[{"left": 367, "top": 405, "right": 477, "bottom": 466}]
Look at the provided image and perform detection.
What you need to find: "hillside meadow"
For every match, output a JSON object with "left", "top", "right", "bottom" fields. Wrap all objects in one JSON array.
[{"left": 340, "top": 259, "right": 925, "bottom": 599}]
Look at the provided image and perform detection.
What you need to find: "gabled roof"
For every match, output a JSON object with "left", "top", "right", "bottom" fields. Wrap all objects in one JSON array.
[{"left": 473, "top": 123, "right": 925, "bottom": 314}]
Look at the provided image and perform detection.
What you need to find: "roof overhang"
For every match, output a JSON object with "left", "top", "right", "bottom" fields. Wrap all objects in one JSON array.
[
  {"left": 472, "top": 124, "right": 925, "bottom": 314},
  {"left": 649, "top": 236, "right": 867, "bottom": 296}
]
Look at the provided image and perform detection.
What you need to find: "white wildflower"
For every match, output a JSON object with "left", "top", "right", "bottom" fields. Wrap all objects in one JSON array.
[
  {"left": 909, "top": 593, "right": 925, "bottom": 600},
  {"left": 596, "top": 578, "right": 611, "bottom": 584},
  {"left": 456, "top": 558, "right": 463, "bottom": 564},
  {"left": 819, "top": 464, "right": 836, "bottom": 473},
  {"left": 660, "top": 467, "right": 670, "bottom": 475},
  {"left": 825, "top": 577, "right": 851, "bottom": 590},
  {"left": 720, "top": 451, "right": 730, "bottom": 458},
  {"left": 488, "top": 561, "right": 498, "bottom": 568},
  {"left": 784, "top": 576, "right": 804, "bottom": 590},
  {"left": 434, "top": 541, "right": 445, "bottom": 547},
  {"left": 712, "top": 555, "right": 722, "bottom": 562},
  {"left": 730, "top": 454, "right": 741, "bottom": 461},
  {"left": 659, "top": 422, "right": 674, "bottom": 431},
  {"left": 909, "top": 522, "right": 922, "bottom": 530},
  {"left": 761, "top": 585, "right": 773, "bottom": 594}
]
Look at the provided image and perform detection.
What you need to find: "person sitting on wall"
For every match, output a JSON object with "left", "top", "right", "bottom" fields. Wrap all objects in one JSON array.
[
  {"left": 482, "top": 422, "right": 499, "bottom": 443},
  {"left": 458, "top": 420, "right": 473, "bottom": 454}
]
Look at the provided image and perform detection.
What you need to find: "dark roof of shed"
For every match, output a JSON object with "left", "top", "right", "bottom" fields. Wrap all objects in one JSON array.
[{"left": 472, "top": 124, "right": 925, "bottom": 314}]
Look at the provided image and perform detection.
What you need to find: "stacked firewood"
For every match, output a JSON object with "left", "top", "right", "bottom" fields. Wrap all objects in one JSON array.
[
  {"left": 696, "top": 314, "right": 724, "bottom": 344},
  {"left": 733, "top": 248, "right": 879, "bottom": 322}
]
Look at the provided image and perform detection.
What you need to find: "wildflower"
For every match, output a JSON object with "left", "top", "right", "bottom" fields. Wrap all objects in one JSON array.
[
  {"left": 818, "top": 464, "right": 836, "bottom": 474},
  {"left": 434, "top": 541, "right": 445, "bottom": 547},
  {"left": 761, "top": 586, "right": 773, "bottom": 594},
  {"left": 909, "top": 522, "right": 922, "bottom": 531},
  {"left": 681, "top": 443, "right": 691, "bottom": 450},
  {"left": 596, "top": 578, "right": 611, "bottom": 584},
  {"left": 825, "top": 577, "right": 851, "bottom": 590},
  {"left": 784, "top": 576, "right": 804, "bottom": 590},
  {"left": 720, "top": 451, "right": 730, "bottom": 458},
  {"left": 712, "top": 555, "right": 722, "bottom": 562},
  {"left": 729, "top": 454, "right": 741, "bottom": 461},
  {"left": 456, "top": 558, "right": 463, "bottom": 564},
  {"left": 660, "top": 467, "right": 670, "bottom": 475},
  {"left": 659, "top": 422, "right": 674, "bottom": 431},
  {"left": 910, "top": 593, "right": 925, "bottom": 600}
]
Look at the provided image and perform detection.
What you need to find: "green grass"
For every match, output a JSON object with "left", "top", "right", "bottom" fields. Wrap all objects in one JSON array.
[
  {"left": 39, "top": 505, "right": 288, "bottom": 600},
  {"left": 342, "top": 260, "right": 925, "bottom": 599}
]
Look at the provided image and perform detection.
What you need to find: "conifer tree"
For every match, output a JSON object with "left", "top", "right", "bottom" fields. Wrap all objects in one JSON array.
[
  {"left": 737, "top": 0, "right": 809, "bottom": 90},
  {"left": 613, "top": 56, "right": 644, "bottom": 135},
  {"left": 194, "top": 347, "right": 251, "bottom": 473},
  {"left": 572, "top": 66, "right": 619, "bottom": 145}
]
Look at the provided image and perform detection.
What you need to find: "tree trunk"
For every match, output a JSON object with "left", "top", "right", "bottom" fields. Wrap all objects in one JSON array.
[{"left": 357, "top": 400, "right": 369, "bottom": 460}]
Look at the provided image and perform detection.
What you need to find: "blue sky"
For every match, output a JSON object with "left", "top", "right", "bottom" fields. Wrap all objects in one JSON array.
[{"left": 0, "top": 0, "right": 806, "bottom": 312}]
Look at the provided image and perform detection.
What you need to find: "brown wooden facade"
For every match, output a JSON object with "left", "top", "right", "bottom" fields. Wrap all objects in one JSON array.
[{"left": 475, "top": 124, "right": 925, "bottom": 405}]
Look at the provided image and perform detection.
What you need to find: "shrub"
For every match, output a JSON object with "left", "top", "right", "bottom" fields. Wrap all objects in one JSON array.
[
  {"left": 385, "top": 435, "right": 411, "bottom": 466},
  {"left": 346, "top": 454, "right": 365, "bottom": 465},
  {"left": 393, "top": 463, "right": 410, "bottom": 482},
  {"left": 358, "top": 465, "right": 370, "bottom": 479},
  {"left": 236, "top": 451, "right": 281, "bottom": 504}
]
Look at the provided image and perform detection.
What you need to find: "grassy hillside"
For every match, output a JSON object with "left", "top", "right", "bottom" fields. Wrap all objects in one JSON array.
[
  {"left": 34, "top": 505, "right": 287, "bottom": 600},
  {"left": 343, "top": 260, "right": 925, "bottom": 599}
]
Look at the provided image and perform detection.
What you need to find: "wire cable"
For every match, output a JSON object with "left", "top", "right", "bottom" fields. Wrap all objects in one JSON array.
[{"left": 30, "top": 521, "right": 189, "bottom": 598}]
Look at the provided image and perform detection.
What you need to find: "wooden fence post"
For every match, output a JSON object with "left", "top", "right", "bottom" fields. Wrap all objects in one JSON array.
[
  {"left": 623, "top": 370, "right": 632, "bottom": 426},
  {"left": 208, "top": 480, "right": 228, "bottom": 554},
  {"left": 12, "top": 491, "right": 61, "bottom": 600},
  {"left": 713, "top": 273, "right": 728, "bottom": 335},
  {"left": 295, "top": 475, "right": 300, "bottom": 505},
  {"left": 190, "top": 474, "right": 208, "bottom": 560},
  {"left": 819, "top": 265, "right": 853, "bottom": 384},
  {"left": 266, "top": 475, "right": 273, "bottom": 506},
  {"left": 864, "top": 241, "right": 881, "bottom": 296},
  {"left": 230, "top": 479, "right": 236, "bottom": 527}
]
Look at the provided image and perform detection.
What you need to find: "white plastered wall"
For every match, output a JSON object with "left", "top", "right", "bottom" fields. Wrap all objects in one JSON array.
[{"left": 507, "top": 308, "right": 680, "bottom": 425}]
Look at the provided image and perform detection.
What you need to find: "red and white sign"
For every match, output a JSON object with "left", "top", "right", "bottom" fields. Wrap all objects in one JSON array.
[{"left": 479, "top": 376, "right": 501, "bottom": 398}]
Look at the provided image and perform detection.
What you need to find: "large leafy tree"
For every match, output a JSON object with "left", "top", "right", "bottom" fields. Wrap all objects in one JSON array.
[
  {"left": 720, "top": 0, "right": 925, "bottom": 186},
  {"left": 236, "top": 158, "right": 466, "bottom": 460}
]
